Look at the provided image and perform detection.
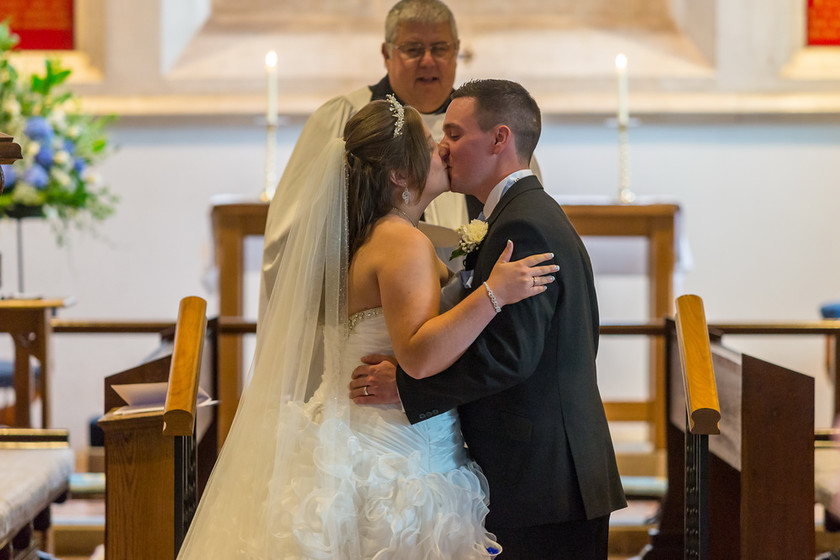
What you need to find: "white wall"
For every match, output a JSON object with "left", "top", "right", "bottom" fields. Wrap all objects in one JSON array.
[{"left": 2, "top": 116, "right": 838, "bottom": 453}]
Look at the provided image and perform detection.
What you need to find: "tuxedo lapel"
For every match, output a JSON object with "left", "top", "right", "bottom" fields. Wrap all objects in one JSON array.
[
  {"left": 486, "top": 175, "right": 542, "bottom": 229},
  {"left": 464, "top": 176, "right": 543, "bottom": 274}
]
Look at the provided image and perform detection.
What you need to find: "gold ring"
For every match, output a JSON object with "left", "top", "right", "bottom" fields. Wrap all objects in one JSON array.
[{"left": 532, "top": 276, "right": 537, "bottom": 287}]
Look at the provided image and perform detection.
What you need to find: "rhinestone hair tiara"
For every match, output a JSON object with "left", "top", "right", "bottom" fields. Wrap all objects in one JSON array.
[{"left": 386, "top": 94, "right": 405, "bottom": 137}]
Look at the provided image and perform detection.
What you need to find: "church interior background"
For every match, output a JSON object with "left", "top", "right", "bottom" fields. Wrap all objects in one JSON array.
[{"left": 1, "top": 0, "right": 840, "bottom": 556}]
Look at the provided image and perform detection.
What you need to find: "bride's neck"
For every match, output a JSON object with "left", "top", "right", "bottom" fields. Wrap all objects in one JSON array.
[{"left": 390, "top": 204, "right": 422, "bottom": 228}]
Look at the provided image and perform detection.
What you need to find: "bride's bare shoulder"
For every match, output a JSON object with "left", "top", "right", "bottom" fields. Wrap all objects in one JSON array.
[
  {"left": 363, "top": 216, "right": 435, "bottom": 264},
  {"left": 371, "top": 215, "right": 430, "bottom": 244}
]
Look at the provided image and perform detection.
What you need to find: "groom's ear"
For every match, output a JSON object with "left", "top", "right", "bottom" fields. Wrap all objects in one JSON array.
[
  {"left": 389, "top": 169, "right": 408, "bottom": 189},
  {"left": 491, "top": 125, "right": 513, "bottom": 155}
]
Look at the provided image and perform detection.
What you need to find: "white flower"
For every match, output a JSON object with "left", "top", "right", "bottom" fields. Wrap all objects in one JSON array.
[
  {"left": 53, "top": 150, "right": 71, "bottom": 166},
  {"left": 48, "top": 109, "right": 67, "bottom": 128},
  {"left": 51, "top": 167, "right": 72, "bottom": 187},
  {"left": 25, "top": 141, "right": 41, "bottom": 157},
  {"left": 4, "top": 98, "right": 21, "bottom": 117},
  {"left": 83, "top": 169, "right": 102, "bottom": 185},
  {"left": 460, "top": 220, "right": 487, "bottom": 244},
  {"left": 11, "top": 184, "right": 41, "bottom": 205},
  {"left": 450, "top": 219, "right": 488, "bottom": 259}
]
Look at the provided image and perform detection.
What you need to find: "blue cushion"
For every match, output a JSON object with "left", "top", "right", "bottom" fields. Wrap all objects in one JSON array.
[
  {"left": 0, "top": 360, "right": 12, "bottom": 387},
  {"left": 0, "top": 359, "right": 41, "bottom": 388},
  {"left": 822, "top": 302, "right": 840, "bottom": 319}
]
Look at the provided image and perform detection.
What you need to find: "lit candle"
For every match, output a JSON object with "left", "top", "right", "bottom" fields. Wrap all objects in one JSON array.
[
  {"left": 615, "top": 53, "right": 628, "bottom": 126},
  {"left": 265, "top": 50, "right": 278, "bottom": 126}
]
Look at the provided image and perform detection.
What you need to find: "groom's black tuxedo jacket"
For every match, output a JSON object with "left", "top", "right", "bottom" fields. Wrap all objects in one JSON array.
[{"left": 397, "top": 176, "right": 626, "bottom": 529}]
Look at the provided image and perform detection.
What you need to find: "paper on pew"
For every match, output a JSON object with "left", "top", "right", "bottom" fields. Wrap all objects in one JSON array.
[{"left": 111, "top": 382, "right": 216, "bottom": 416}]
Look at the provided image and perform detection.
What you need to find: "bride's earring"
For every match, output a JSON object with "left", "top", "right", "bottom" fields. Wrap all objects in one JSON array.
[{"left": 402, "top": 188, "right": 411, "bottom": 205}]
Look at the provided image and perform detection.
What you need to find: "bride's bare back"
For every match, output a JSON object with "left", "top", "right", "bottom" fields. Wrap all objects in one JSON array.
[
  {"left": 348, "top": 212, "right": 556, "bottom": 380},
  {"left": 348, "top": 213, "right": 448, "bottom": 324}
]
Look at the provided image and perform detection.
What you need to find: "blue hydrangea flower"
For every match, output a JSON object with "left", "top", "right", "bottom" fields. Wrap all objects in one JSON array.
[
  {"left": 24, "top": 116, "right": 53, "bottom": 142},
  {"left": 1, "top": 164, "right": 17, "bottom": 190},
  {"left": 35, "top": 144, "right": 54, "bottom": 168},
  {"left": 63, "top": 138, "right": 75, "bottom": 154},
  {"left": 73, "top": 157, "right": 86, "bottom": 174},
  {"left": 22, "top": 164, "right": 49, "bottom": 189}
]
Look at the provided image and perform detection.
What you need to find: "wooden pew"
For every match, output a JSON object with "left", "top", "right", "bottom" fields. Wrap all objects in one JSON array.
[
  {"left": 97, "top": 297, "right": 211, "bottom": 560},
  {"left": 0, "top": 428, "right": 74, "bottom": 560},
  {"left": 641, "top": 301, "right": 815, "bottom": 559}
]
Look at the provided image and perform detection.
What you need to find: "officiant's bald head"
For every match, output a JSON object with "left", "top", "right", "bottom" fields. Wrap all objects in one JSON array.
[{"left": 381, "top": 0, "right": 459, "bottom": 114}]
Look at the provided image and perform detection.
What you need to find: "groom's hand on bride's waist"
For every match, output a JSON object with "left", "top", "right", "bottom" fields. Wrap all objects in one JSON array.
[{"left": 349, "top": 354, "right": 401, "bottom": 406}]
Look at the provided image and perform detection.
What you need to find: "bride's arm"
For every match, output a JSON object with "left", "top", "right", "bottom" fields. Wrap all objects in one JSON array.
[{"left": 377, "top": 227, "right": 555, "bottom": 380}]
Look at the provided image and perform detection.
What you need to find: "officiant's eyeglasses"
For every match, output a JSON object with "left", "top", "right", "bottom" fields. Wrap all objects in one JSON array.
[{"left": 391, "top": 42, "right": 457, "bottom": 60}]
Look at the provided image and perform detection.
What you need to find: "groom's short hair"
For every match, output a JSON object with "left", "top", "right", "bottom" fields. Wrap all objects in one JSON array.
[{"left": 452, "top": 79, "right": 541, "bottom": 163}]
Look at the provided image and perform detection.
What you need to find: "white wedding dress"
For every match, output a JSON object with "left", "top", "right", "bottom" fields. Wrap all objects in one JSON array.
[
  {"left": 278, "top": 307, "right": 500, "bottom": 559},
  {"left": 178, "top": 307, "right": 500, "bottom": 560}
]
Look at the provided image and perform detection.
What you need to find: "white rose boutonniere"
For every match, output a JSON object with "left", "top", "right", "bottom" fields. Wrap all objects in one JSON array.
[{"left": 450, "top": 219, "right": 488, "bottom": 260}]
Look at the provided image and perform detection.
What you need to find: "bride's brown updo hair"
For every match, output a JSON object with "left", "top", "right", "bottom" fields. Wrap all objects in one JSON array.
[{"left": 344, "top": 99, "right": 431, "bottom": 259}]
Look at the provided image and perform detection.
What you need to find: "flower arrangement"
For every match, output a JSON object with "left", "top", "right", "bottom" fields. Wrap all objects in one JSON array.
[
  {"left": 0, "top": 21, "right": 116, "bottom": 243},
  {"left": 450, "top": 219, "right": 488, "bottom": 260}
]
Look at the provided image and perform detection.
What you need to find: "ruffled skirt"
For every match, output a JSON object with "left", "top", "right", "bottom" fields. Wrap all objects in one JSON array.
[
  {"left": 178, "top": 312, "right": 500, "bottom": 559},
  {"left": 270, "top": 396, "right": 500, "bottom": 559}
]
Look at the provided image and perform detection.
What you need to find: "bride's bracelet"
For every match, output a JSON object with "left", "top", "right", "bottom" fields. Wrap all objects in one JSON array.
[{"left": 483, "top": 282, "right": 502, "bottom": 313}]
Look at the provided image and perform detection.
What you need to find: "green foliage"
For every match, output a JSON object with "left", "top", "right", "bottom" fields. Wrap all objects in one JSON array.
[{"left": 0, "top": 20, "right": 118, "bottom": 244}]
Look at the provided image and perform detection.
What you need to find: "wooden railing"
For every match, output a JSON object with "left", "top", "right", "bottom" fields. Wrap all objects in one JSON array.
[
  {"left": 50, "top": 317, "right": 840, "bottom": 424},
  {"left": 675, "top": 296, "right": 720, "bottom": 435},
  {"left": 674, "top": 295, "right": 720, "bottom": 560},
  {"left": 163, "top": 297, "right": 207, "bottom": 436}
]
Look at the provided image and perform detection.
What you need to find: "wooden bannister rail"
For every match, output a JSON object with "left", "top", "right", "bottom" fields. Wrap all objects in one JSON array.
[
  {"left": 50, "top": 318, "right": 840, "bottom": 337},
  {"left": 673, "top": 294, "right": 719, "bottom": 560},
  {"left": 163, "top": 297, "right": 207, "bottom": 436},
  {"left": 48, "top": 317, "right": 840, "bottom": 427},
  {"left": 51, "top": 320, "right": 175, "bottom": 333},
  {"left": 675, "top": 295, "right": 721, "bottom": 435}
]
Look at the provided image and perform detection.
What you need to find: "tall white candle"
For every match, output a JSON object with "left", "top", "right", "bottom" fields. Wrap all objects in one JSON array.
[
  {"left": 265, "top": 50, "right": 278, "bottom": 126},
  {"left": 615, "top": 53, "right": 629, "bottom": 126}
]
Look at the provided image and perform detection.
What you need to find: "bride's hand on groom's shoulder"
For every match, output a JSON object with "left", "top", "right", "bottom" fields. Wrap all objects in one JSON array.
[{"left": 349, "top": 354, "right": 401, "bottom": 405}]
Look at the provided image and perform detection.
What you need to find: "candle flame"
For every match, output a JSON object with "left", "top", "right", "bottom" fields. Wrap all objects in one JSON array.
[
  {"left": 615, "top": 53, "right": 627, "bottom": 71},
  {"left": 265, "top": 50, "right": 278, "bottom": 69}
]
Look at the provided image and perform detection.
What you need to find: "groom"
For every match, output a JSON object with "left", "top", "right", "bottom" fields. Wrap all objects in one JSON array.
[{"left": 351, "top": 79, "right": 625, "bottom": 559}]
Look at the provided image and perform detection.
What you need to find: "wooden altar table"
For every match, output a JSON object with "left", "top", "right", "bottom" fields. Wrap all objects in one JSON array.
[
  {"left": 564, "top": 203, "right": 679, "bottom": 447},
  {"left": 211, "top": 201, "right": 679, "bottom": 448},
  {"left": 0, "top": 297, "right": 73, "bottom": 428}
]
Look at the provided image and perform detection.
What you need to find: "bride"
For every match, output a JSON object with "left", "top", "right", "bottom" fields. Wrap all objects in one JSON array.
[{"left": 177, "top": 96, "right": 555, "bottom": 559}]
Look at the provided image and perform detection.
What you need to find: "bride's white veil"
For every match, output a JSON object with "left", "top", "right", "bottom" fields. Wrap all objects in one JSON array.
[{"left": 178, "top": 138, "right": 353, "bottom": 558}]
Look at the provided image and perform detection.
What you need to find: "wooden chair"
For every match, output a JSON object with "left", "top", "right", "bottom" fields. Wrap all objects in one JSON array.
[{"left": 98, "top": 296, "right": 209, "bottom": 560}]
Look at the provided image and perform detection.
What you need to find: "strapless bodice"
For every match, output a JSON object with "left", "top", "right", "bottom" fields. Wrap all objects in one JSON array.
[{"left": 339, "top": 307, "right": 468, "bottom": 474}]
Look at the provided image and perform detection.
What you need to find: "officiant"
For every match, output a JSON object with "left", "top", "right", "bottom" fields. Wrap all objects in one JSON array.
[{"left": 261, "top": 0, "right": 468, "bottom": 317}]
